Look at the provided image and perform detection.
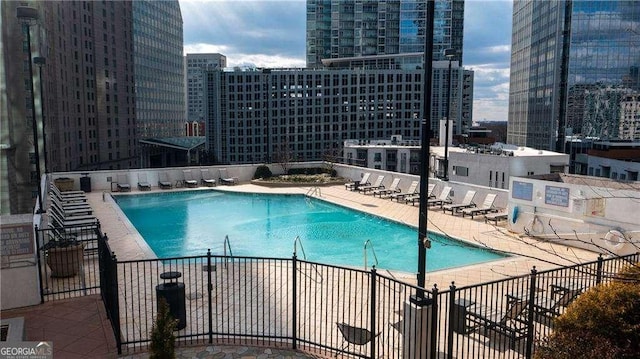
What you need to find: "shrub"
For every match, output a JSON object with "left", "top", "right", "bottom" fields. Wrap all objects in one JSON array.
[
  {"left": 614, "top": 262, "right": 640, "bottom": 285},
  {"left": 287, "top": 167, "right": 336, "bottom": 176},
  {"left": 253, "top": 165, "right": 272, "bottom": 179},
  {"left": 149, "top": 298, "right": 177, "bottom": 359},
  {"left": 534, "top": 269, "right": 640, "bottom": 359}
]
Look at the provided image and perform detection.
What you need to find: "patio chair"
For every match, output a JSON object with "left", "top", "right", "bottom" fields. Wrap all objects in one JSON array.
[
  {"left": 219, "top": 168, "right": 238, "bottom": 185},
  {"left": 389, "top": 180, "right": 419, "bottom": 202},
  {"left": 183, "top": 170, "right": 199, "bottom": 188},
  {"left": 49, "top": 184, "right": 86, "bottom": 202},
  {"left": 358, "top": 175, "right": 385, "bottom": 194},
  {"left": 137, "top": 173, "right": 152, "bottom": 191},
  {"left": 49, "top": 209, "right": 97, "bottom": 228},
  {"left": 50, "top": 196, "right": 92, "bottom": 217},
  {"left": 427, "top": 186, "right": 452, "bottom": 208},
  {"left": 462, "top": 193, "right": 498, "bottom": 219},
  {"left": 345, "top": 172, "right": 371, "bottom": 191},
  {"left": 116, "top": 174, "right": 131, "bottom": 192},
  {"left": 372, "top": 178, "right": 401, "bottom": 197},
  {"left": 534, "top": 282, "right": 583, "bottom": 326},
  {"left": 336, "top": 322, "right": 381, "bottom": 353},
  {"left": 465, "top": 296, "right": 530, "bottom": 349},
  {"left": 405, "top": 183, "right": 437, "bottom": 206},
  {"left": 158, "top": 172, "right": 173, "bottom": 189},
  {"left": 442, "top": 190, "right": 477, "bottom": 215},
  {"left": 485, "top": 211, "right": 508, "bottom": 225},
  {"left": 200, "top": 169, "right": 217, "bottom": 187}
]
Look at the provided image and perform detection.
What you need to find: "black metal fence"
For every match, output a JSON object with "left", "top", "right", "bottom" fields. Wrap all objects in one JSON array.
[
  {"left": 35, "top": 222, "right": 105, "bottom": 301},
  {"left": 102, "top": 250, "right": 639, "bottom": 358}
]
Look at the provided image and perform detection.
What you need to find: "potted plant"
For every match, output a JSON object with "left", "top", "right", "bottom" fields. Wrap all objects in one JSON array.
[
  {"left": 54, "top": 177, "right": 75, "bottom": 192},
  {"left": 44, "top": 232, "right": 84, "bottom": 278}
]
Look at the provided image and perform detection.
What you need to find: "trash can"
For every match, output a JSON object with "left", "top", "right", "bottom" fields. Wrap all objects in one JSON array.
[
  {"left": 80, "top": 173, "right": 91, "bottom": 192},
  {"left": 452, "top": 298, "right": 474, "bottom": 334},
  {"left": 156, "top": 271, "right": 186, "bottom": 330}
]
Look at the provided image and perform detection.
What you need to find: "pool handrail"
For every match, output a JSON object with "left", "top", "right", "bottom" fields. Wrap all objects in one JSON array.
[
  {"left": 293, "top": 235, "right": 307, "bottom": 260},
  {"left": 364, "top": 239, "right": 379, "bottom": 270}
]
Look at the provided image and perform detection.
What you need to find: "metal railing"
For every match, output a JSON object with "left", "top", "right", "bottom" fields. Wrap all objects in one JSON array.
[
  {"left": 101, "top": 250, "right": 638, "bottom": 357},
  {"left": 35, "top": 222, "right": 105, "bottom": 301}
]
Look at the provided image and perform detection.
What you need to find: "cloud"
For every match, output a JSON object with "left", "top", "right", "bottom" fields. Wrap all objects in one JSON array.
[{"left": 180, "top": 0, "right": 515, "bottom": 122}]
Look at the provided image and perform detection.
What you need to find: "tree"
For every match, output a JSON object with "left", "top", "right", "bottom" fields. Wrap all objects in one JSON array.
[
  {"left": 273, "top": 140, "right": 294, "bottom": 174},
  {"left": 534, "top": 263, "right": 640, "bottom": 359}
]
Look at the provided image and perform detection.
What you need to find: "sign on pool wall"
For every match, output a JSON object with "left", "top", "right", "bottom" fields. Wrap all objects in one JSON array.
[{"left": 545, "top": 186, "right": 570, "bottom": 207}]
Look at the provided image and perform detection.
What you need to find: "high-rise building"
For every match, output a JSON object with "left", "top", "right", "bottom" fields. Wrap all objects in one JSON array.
[
  {"left": 1, "top": 0, "right": 138, "bottom": 214},
  {"left": 133, "top": 0, "right": 185, "bottom": 139},
  {"left": 204, "top": 66, "right": 473, "bottom": 165},
  {"left": 305, "top": 0, "right": 465, "bottom": 67},
  {"left": 185, "top": 53, "right": 227, "bottom": 123},
  {"left": 507, "top": 0, "right": 640, "bottom": 151}
]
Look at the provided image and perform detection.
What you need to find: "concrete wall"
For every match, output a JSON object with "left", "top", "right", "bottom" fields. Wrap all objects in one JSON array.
[
  {"left": 0, "top": 214, "right": 41, "bottom": 310},
  {"left": 506, "top": 176, "right": 640, "bottom": 256}
]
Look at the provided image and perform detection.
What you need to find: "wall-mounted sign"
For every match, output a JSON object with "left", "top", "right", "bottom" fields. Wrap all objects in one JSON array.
[
  {"left": 545, "top": 186, "right": 570, "bottom": 207},
  {"left": 1, "top": 224, "right": 34, "bottom": 257},
  {"left": 512, "top": 181, "right": 533, "bottom": 201}
]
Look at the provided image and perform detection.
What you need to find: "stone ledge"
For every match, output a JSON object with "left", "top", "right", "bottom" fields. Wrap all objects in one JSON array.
[{"left": 250, "top": 179, "right": 347, "bottom": 188}]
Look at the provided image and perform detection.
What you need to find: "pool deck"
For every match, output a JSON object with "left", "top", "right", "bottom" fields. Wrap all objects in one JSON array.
[{"left": 92, "top": 183, "right": 599, "bottom": 289}]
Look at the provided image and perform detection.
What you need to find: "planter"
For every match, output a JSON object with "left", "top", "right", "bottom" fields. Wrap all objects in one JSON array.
[
  {"left": 251, "top": 179, "right": 347, "bottom": 188},
  {"left": 46, "top": 243, "right": 84, "bottom": 278},
  {"left": 54, "top": 178, "right": 75, "bottom": 192}
]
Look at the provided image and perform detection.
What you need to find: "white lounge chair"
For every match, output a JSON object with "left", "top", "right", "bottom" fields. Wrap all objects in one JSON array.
[
  {"left": 373, "top": 178, "right": 401, "bottom": 197},
  {"left": 183, "top": 170, "right": 199, "bottom": 188},
  {"left": 137, "top": 173, "right": 152, "bottom": 191},
  {"left": 116, "top": 174, "right": 131, "bottom": 192},
  {"left": 427, "top": 186, "right": 452, "bottom": 208},
  {"left": 358, "top": 175, "right": 385, "bottom": 194},
  {"left": 405, "top": 183, "right": 437, "bottom": 206},
  {"left": 219, "top": 168, "right": 238, "bottom": 185},
  {"left": 158, "top": 172, "right": 173, "bottom": 189},
  {"left": 200, "top": 169, "right": 217, "bottom": 187},
  {"left": 462, "top": 193, "right": 498, "bottom": 219},
  {"left": 389, "top": 181, "right": 419, "bottom": 202},
  {"left": 443, "top": 190, "right": 476, "bottom": 215},
  {"left": 345, "top": 173, "right": 371, "bottom": 191}
]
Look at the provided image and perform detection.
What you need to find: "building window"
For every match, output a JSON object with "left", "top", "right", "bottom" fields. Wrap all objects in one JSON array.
[
  {"left": 374, "top": 152, "right": 382, "bottom": 162},
  {"left": 453, "top": 166, "right": 468, "bottom": 176}
]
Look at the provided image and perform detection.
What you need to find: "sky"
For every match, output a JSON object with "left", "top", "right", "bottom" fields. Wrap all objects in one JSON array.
[{"left": 180, "top": 0, "right": 513, "bottom": 122}]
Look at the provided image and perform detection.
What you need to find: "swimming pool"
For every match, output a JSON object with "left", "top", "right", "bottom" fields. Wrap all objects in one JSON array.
[{"left": 114, "top": 190, "right": 506, "bottom": 273}]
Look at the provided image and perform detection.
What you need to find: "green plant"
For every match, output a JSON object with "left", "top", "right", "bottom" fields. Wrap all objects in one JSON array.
[
  {"left": 149, "top": 297, "right": 178, "bottom": 359},
  {"left": 534, "top": 277, "right": 640, "bottom": 359},
  {"left": 253, "top": 165, "right": 272, "bottom": 179}
]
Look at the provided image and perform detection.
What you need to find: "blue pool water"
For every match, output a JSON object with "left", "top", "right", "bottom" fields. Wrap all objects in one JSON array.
[{"left": 114, "top": 191, "right": 506, "bottom": 273}]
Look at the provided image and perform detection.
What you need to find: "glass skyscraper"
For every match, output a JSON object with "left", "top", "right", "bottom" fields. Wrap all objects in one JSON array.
[
  {"left": 306, "top": 0, "right": 464, "bottom": 67},
  {"left": 507, "top": 0, "right": 640, "bottom": 151},
  {"left": 133, "top": 0, "right": 185, "bottom": 139}
]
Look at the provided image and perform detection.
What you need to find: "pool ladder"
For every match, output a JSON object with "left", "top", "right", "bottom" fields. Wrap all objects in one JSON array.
[
  {"left": 306, "top": 186, "right": 321, "bottom": 197},
  {"left": 223, "top": 235, "right": 234, "bottom": 268},
  {"left": 364, "top": 239, "right": 378, "bottom": 270},
  {"left": 293, "top": 236, "right": 323, "bottom": 282}
]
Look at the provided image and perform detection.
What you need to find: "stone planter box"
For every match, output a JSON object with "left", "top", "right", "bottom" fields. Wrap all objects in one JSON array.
[
  {"left": 54, "top": 178, "right": 75, "bottom": 192},
  {"left": 251, "top": 179, "right": 347, "bottom": 188}
]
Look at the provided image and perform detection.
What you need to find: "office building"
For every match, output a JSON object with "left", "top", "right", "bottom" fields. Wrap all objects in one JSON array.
[
  {"left": 186, "top": 53, "right": 227, "bottom": 123},
  {"left": 306, "top": 0, "right": 465, "bottom": 67},
  {"left": 1, "top": 0, "right": 138, "bottom": 213},
  {"left": 507, "top": 0, "right": 640, "bottom": 151},
  {"left": 619, "top": 94, "right": 640, "bottom": 140},
  {"left": 204, "top": 66, "right": 472, "bottom": 165},
  {"left": 133, "top": 0, "right": 185, "bottom": 139}
]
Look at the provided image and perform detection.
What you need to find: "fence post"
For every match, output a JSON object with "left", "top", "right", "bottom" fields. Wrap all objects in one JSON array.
[
  {"left": 370, "top": 267, "right": 377, "bottom": 359},
  {"left": 446, "top": 282, "right": 456, "bottom": 359},
  {"left": 207, "top": 249, "right": 213, "bottom": 344},
  {"left": 110, "top": 251, "right": 122, "bottom": 355},
  {"left": 292, "top": 255, "right": 297, "bottom": 349},
  {"left": 34, "top": 225, "right": 45, "bottom": 304},
  {"left": 430, "top": 284, "right": 439, "bottom": 359},
  {"left": 525, "top": 267, "right": 537, "bottom": 359},
  {"left": 596, "top": 254, "right": 604, "bottom": 285}
]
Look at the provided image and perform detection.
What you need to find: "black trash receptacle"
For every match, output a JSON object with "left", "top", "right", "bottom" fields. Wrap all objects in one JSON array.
[
  {"left": 80, "top": 174, "right": 92, "bottom": 192},
  {"left": 156, "top": 272, "right": 186, "bottom": 330}
]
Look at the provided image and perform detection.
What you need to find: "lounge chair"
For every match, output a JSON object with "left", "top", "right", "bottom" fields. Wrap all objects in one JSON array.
[
  {"left": 219, "top": 168, "right": 238, "bottom": 185},
  {"left": 484, "top": 211, "right": 508, "bottom": 225},
  {"left": 183, "top": 170, "right": 199, "bottom": 188},
  {"left": 373, "top": 178, "right": 401, "bottom": 197},
  {"left": 405, "top": 183, "right": 437, "bottom": 206},
  {"left": 116, "top": 174, "right": 131, "bottom": 192},
  {"left": 51, "top": 200, "right": 92, "bottom": 217},
  {"left": 442, "top": 190, "right": 476, "bottom": 215},
  {"left": 49, "top": 210, "right": 97, "bottom": 228},
  {"left": 464, "top": 295, "right": 529, "bottom": 349},
  {"left": 200, "top": 169, "right": 217, "bottom": 187},
  {"left": 158, "top": 172, "right": 173, "bottom": 189},
  {"left": 345, "top": 172, "right": 371, "bottom": 191},
  {"left": 462, "top": 193, "right": 498, "bottom": 219},
  {"left": 389, "top": 180, "right": 419, "bottom": 202},
  {"left": 49, "top": 184, "right": 86, "bottom": 202},
  {"left": 427, "top": 186, "right": 452, "bottom": 207},
  {"left": 534, "top": 282, "right": 583, "bottom": 326},
  {"left": 358, "top": 175, "right": 385, "bottom": 194},
  {"left": 137, "top": 173, "right": 152, "bottom": 191}
]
